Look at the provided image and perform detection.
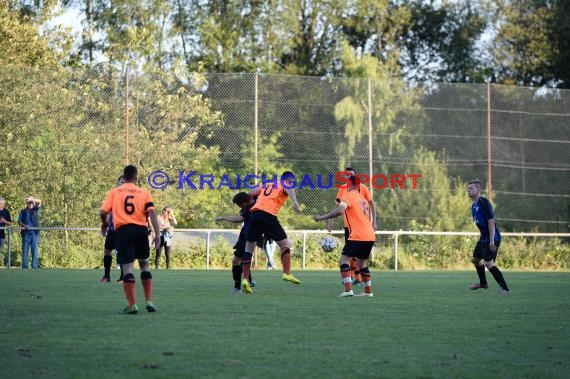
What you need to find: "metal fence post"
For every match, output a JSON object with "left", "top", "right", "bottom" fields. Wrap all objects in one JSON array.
[
  {"left": 206, "top": 230, "right": 211, "bottom": 270},
  {"left": 7, "top": 228, "right": 11, "bottom": 269},
  {"left": 487, "top": 82, "right": 493, "bottom": 201},
  {"left": 302, "top": 231, "right": 306, "bottom": 270},
  {"left": 254, "top": 73, "right": 259, "bottom": 183},
  {"left": 394, "top": 232, "right": 399, "bottom": 271},
  {"left": 368, "top": 78, "right": 373, "bottom": 200},
  {"left": 124, "top": 68, "right": 129, "bottom": 165}
]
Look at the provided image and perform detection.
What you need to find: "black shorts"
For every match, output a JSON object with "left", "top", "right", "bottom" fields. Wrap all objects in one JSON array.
[
  {"left": 115, "top": 224, "right": 150, "bottom": 265},
  {"left": 233, "top": 237, "right": 246, "bottom": 258},
  {"left": 343, "top": 227, "right": 349, "bottom": 243},
  {"left": 246, "top": 211, "right": 287, "bottom": 243},
  {"left": 104, "top": 229, "right": 116, "bottom": 251},
  {"left": 342, "top": 240, "right": 375, "bottom": 260},
  {"left": 234, "top": 232, "right": 268, "bottom": 258},
  {"left": 233, "top": 225, "right": 247, "bottom": 256},
  {"left": 473, "top": 241, "right": 500, "bottom": 262}
]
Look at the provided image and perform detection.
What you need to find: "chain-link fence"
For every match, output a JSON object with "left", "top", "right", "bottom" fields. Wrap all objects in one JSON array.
[
  {"left": 205, "top": 75, "right": 570, "bottom": 233},
  {"left": 0, "top": 65, "right": 568, "bottom": 268}
]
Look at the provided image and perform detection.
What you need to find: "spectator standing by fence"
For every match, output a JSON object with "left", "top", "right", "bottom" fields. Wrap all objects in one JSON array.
[
  {"left": 18, "top": 196, "right": 41, "bottom": 269},
  {"left": 0, "top": 197, "right": 12, "bottom": 266}
]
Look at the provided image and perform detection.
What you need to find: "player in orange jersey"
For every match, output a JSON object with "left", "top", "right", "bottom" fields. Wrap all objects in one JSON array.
[
  {"left": 240, "top": 171, "right": 301, "bottom": 294},
  {"left": 101, "top": 165, "right": 161, "bottom": 314},
  {"left": 315, "top": 174, "right": 376, "bottom": 298},
  {"left": 327, "top": 167, "right": 376, "bottom": 285}
]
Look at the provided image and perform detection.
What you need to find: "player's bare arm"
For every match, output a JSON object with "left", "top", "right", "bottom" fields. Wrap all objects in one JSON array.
[
  {"left": 326, "top": 197, "right": 342, "bottom": 231},
  {"left": 314, "top": 203, "right": 347, "bottom": 222},
  {"left": 100, "top": 210, "right": 109, "bottom": 236},
  {"left": 215, "top": 215, "right": 244, "bottom": 223},
  {"left": 284, "top": 187, "right": 300, "bottom": 211},
  {"left": 147, "top": 216, "right": 156, "bottom": 237},
  {"left": 148, "top": 209, "right": 161, "bottom": 250},
  {"left": 326, "top": 203, "right": 340, "bottom": 231},
  {"left": 369, "top": 200, "right": 377, "bottom": 230}
]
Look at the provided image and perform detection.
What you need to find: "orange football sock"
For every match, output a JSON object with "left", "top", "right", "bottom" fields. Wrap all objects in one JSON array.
[
  {"left": 142, "top": 279, "right": 153, "bottom": 300},
  {"left": 123, "top": 280, "right": 136, "bottom": 306}
]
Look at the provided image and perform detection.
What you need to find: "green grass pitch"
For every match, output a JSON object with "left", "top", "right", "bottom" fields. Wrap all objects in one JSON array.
[{"left": 0, "top": 269, "right": 568, "bottom": 378}]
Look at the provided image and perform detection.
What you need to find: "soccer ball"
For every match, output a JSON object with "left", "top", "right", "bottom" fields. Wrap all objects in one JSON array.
[{"left": 320, "top": 235, "right": 337, "bottom": 252}]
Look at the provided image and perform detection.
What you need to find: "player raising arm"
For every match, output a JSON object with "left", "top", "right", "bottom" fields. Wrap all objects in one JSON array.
[
  {"left": 315, "top": 174, "right": 376, "bottom": 298},
  {"left": 240, "top": 171, "right": 301, "bottom": 294},
  {"left": 327, "top": 167, "right": 376, "bottom": 285}
]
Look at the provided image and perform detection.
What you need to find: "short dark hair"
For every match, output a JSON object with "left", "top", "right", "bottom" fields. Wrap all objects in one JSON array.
[
  {"left": 281, "top": 171, "right": 294, "bottom": 180},
  {"left": 232, "top": 192, "right": 250, "bottom": 205},
  {"left": 345, "top": 167, "right": 355, "bottom": 173},
  {"left": 468, "top": 179, "right": 482, "bottom": 189},
  {"left": 123, "top": 165, "right": 138, "bottom": 181}
]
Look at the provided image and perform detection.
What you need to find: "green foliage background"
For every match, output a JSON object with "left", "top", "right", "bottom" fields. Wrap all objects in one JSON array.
[{"left": 0, "top": 0, "right": 568, "bottom": 269}]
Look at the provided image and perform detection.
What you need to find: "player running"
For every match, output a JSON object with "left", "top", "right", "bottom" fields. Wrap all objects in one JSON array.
[
  {"left": 315, "top": 174, "right": 376, "bottom": 298},
  {"left": 240, "top": 171, "right": 301, "bottom": 294},
  {"left": 101, "top": 165, "right": 161, "bottom": 314}
]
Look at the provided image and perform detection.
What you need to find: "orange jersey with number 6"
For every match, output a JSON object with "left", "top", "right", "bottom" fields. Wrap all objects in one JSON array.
[
  {"left": 101, "top": 183, "right": 155, "bottom": 230},
  {"left": 251, "top": 182, "right": 289, "bottom": 216},
  {"left": 339, "top": 190, "right": 375, "bottom": 241}
]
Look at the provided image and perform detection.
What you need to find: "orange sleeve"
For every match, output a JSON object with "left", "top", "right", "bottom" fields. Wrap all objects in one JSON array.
[
  {"left": 144, "top": 191, "right": 155, "bottom": 214},
  {"left": 339, "top": 192, "right": 352, "bottom": 209},
  {"left": 335, "top": 188, "right": 344, "bottom": 204},
  {"left": 101, "top": 189, "right": 114, "bottom": 213}
]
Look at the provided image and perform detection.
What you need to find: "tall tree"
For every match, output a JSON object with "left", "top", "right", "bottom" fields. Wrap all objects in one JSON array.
[
  {"left": 341, "top": 0, "right": 410, "bottom": 69},
  {"left": 398, "top": 0, "right": 486, "bottom": 84},
  {"left": 278, "top": 0, "right": 346, "bottom": 75},
  {"left": 0, "top": 0, "right": 60, "bottom": 66},
  {"left": 60, "top": 0, "right": 98, "bottom": 63},
  {"left": 488, "top": 0, "right": 558, "bottom": 86},
  {"left": 171, "top": 0, "right": 286, "bottom": 73},
  {"left": 93, "top": 0, "right": 170, "bottom": 69},
  {"left": 549, "top": 0, "right": 570, "bottom": 88}
]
